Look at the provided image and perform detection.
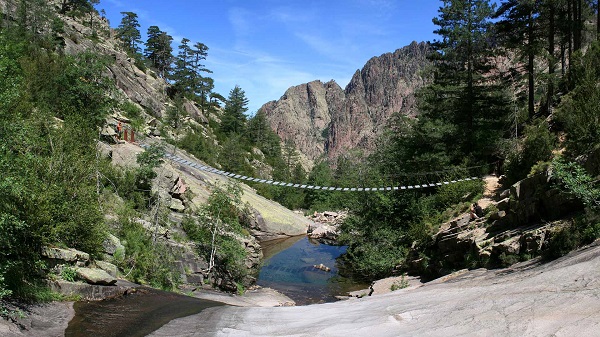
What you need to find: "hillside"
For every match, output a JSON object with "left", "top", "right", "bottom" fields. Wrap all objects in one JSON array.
[{"left": 0, "top": 0, "right": 315, "bottom": 301}]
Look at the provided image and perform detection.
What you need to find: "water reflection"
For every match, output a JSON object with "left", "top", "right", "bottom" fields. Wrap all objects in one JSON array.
[
  {"left": 257, "top": 236, "right": 368, "bottom": 305},
  {"left": 65, "top": 287, "right": 222, "bottom": 337}
]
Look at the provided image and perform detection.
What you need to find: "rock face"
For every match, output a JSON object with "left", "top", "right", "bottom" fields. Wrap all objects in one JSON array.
[
  {"left": 41, "top": 247, "right": 90, "bottom": 268},
  {"left": 260, "top": 42, "right": 431, "bottom": 164},
  {"left": 417, "top": 171, "right": 585, "bottom": 274}
]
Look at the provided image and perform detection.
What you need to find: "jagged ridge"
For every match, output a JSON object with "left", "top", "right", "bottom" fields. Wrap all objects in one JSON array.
[{"left": 260, "top": 41, "right": 431, "bottom": 165}]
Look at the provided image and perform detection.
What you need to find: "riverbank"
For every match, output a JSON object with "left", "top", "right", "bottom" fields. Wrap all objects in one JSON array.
[
  {"left": 149, "top": 240, "right": 600, "bottom": 336},
  {"left": 0, "top": 301, "right": 74, "bottom": 337},
  {"left": 0, "top": 284, "right": 295, "bottom": 337}
]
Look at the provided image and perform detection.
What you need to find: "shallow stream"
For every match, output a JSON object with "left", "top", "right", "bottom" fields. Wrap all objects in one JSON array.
[
  {"left": 65, "top": 287, "right": 222, "bottom": 337},
  {"left": 65, "top": 236, "right": 366, "bottom": 336},
  {"left": 257, "top": 236, "right": 368, "bottom": 305}
]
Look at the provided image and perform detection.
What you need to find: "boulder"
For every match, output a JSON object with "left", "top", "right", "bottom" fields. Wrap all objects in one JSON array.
[
  {"left": 489, "top": 211, "right": 507, "bottom": 221},
  {"left": 313, "top": 264, "right": 331, "bottom": 272},
  {"left": 170, "top": 177, "right": 187, "bottom": 197},
  {"left": 170, "top": 198, "right": 186, "bottom": 212},
  {"left": 496, "top": 198, "right": 510, "bottom": 211},
  {"left": 76, "top": 267, "right": 117, "bottom": 286},
  {"left": 183, "top": 100, "right": 209, "bottom": 124},
  {"left": 95, "top": 261, "right": 118, "bottom": 277},
  {"left": 47, "top": 280, "right": 133, "bottom": 301},
  {"left": 42, "top": 247, "right": 89, "bottom": 267},
  {"left": 103, "top": 234, "right": 125, "bottom": 256},
  {"left": 520, "top": 230, "right": 546, "bottom": 254},
  {"left": 307, "top": 223, "right": 339, "bottom": 241},
  {"left": 492, "top": 237, "right": 521, "bottom": 256},
  {"left": 510, "top": 174, "right": 547, "bottom": 201}
]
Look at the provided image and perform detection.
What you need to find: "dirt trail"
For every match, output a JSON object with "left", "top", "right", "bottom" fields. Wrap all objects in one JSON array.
[{"left": 478, "top": 175, "right": 501, "bottom": 209}]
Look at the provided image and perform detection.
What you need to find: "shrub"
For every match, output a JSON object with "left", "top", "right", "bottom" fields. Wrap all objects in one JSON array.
[
  {"left": 390, "top": 274, "right": 410, "bottom": 291},
  {"left": 551, "top": 158, "right": 599, "bottom": 209},
  {"left": 117, "top": 216, "right": 180, "bottom": 290},
  {"left": 60, "top": 266, "right": 77, "bottom": 282},
  {"left": 504, "top": 119, "right": 555, "bottom": 185}
]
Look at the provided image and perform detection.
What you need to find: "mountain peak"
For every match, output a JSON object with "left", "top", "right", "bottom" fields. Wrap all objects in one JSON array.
[{"left": 260, "top": 42, "right": 432, "bottom": 166}]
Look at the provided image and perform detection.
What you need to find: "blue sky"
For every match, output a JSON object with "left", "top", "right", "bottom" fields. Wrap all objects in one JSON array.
[{"left": 98, "top": 0, "right": 442, "bottom": 113}]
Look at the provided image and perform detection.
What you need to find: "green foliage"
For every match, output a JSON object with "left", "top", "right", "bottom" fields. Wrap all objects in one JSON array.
[
  {"left": 116, "top": 12, "right": 142, "bottom": 55},
  {"left": 135, "top": 144, "right": 165, "bottom": 200},
  {"left": 144, "top": 25, "right": 173, "bottom": 78},
  {"left": 220, "top": 85, "right": 248, "bottom": 135},
  {"left": 166, "top": 99, "right": 184, "bottom": 129},
  {"left": 420, "top": 0, "right": 510, "bottom": 162},
  {"left": 246, "top": 111, "right": 282, "bottom": 162},
  {"left": 504, "top": 119, "right": 555, "bottom": 185},
  {"left": 551, "top": 158, "right": 599, "bottom": 209},
  {"left": 556, "top": 41, "right": 600, "bottom": 157},
  {"left": 182, "top": 182, "right": 250, "bottom": 287},
  {"left": 390, "top": 274, "right": 410, "bottom": 291},
  {"left": 543, "top": 224, "right": 582, "bottom": 260},
  {"left": 60, "top": 267, "right": 78, "bottom": 282},
  {"left": 0, "top": 25, "right": 117, "bottom": 298},
  {"left": 176, "top": 125, "right": 217, "bottom": 165},
  {"left": 218, "top": 134, "right": 254, "bottom": 176},
  {"left": 117, "top": 215, "right": 180, "bottom": 290}
]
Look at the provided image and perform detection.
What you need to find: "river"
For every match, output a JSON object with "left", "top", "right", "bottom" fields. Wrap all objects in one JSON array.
[
  {"left": 65, "top": 236, "right": 366, "bottom": 336},
  {"left": 257, "top": 236, "right": 368, "bottom": 305}
]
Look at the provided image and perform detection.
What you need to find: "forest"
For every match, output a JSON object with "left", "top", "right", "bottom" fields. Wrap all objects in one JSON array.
[{"left": 0, "top": 0, "right": 599, "bottom": 312}]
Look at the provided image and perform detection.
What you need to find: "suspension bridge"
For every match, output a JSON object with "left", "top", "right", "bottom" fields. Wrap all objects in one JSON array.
[{"left": 139, "top": 143, "right": 490, "bottom": 192}]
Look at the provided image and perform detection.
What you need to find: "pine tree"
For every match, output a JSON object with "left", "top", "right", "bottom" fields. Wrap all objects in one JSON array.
[
  {"left": 220, "top": 85, "right": 248, "bottom": 135},
  {"left": 495, "top": 0, "right": 545, "bottom": 119},
  {"left": 116, "top": 12, "right": 141, "bottom": 55},
  {"left": 171, "top": 38, "right": 214, "bottom": 106},
  {"left": 416, "top": 0, "right": 509, "bottom": 167},
  {"left": 189, "top": 42, "right": 214, "bottom": 108},
  {"left": 144, "top": 26, "right": 173, "bottom": 78}
]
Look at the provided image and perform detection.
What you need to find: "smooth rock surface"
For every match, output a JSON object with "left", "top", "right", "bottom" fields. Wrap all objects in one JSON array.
[
  {"left": 76, "top": 268, "right": 117, "bottom": 286},
  {"left": 0, "top": 302, "right": 74, "bottom": 337},
  {"left": 151, "top": 242, "right": 600, "bottom": 337}
]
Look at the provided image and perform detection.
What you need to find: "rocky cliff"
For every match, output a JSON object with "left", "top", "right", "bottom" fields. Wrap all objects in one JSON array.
[{"left": 260, "top": 41, "right": 431, "bottom": 165}]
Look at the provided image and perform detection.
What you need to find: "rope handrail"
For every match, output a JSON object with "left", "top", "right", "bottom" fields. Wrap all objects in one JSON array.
[{"left": 139, "top": 143, "right": 485, "bottom": 192}]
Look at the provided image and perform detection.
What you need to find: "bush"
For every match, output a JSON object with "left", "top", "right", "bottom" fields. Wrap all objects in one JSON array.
[
  {"left": 117, "top": 216, "right": 180, "bottom": 290},
  {"left": 182, "top": 183, "right": 250, "bottom": 287},
  {"left": 60, "top": 267, "right": 77, "bottom": 282},
  {"left": 551, "top": 158, "right": 599, "bottom": 209},
  {"left": 504, "top": 119, "right": 555, "bottom": 185},
  {"left": 556, "top": 42, "right": 600, "bottom": 157}
]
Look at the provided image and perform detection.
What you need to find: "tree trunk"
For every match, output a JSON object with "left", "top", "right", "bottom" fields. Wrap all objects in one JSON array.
[
  {"left": 466, "top": 0, "right": 474, "bottom": 153},
  {"left": 574, "top": 0, "right": 582, "bottom": 51},
  {"left": 547, "top": 3, "right": 555, "bottom": 115},
  {"left": 528, "top": 9, "right": 535, "bottom": 119}
]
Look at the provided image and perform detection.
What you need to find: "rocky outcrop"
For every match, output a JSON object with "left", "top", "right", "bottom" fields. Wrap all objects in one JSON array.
[
  {"left": 306, "top": 211, "right": 348, "bottom": 242},
  {"left": 41, "top": 247, "right": 90, "bottom": 268},
  {"left": 418, "top": 171, "right": 585, "bottom": 274},
  {"left": 261, "top": 42, "right": 431, "bottom": 164}
]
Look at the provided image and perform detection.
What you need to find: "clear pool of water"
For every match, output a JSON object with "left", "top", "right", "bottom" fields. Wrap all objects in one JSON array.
[{"left": 257, "top": 236, "right": 368, "bottom": 305}]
